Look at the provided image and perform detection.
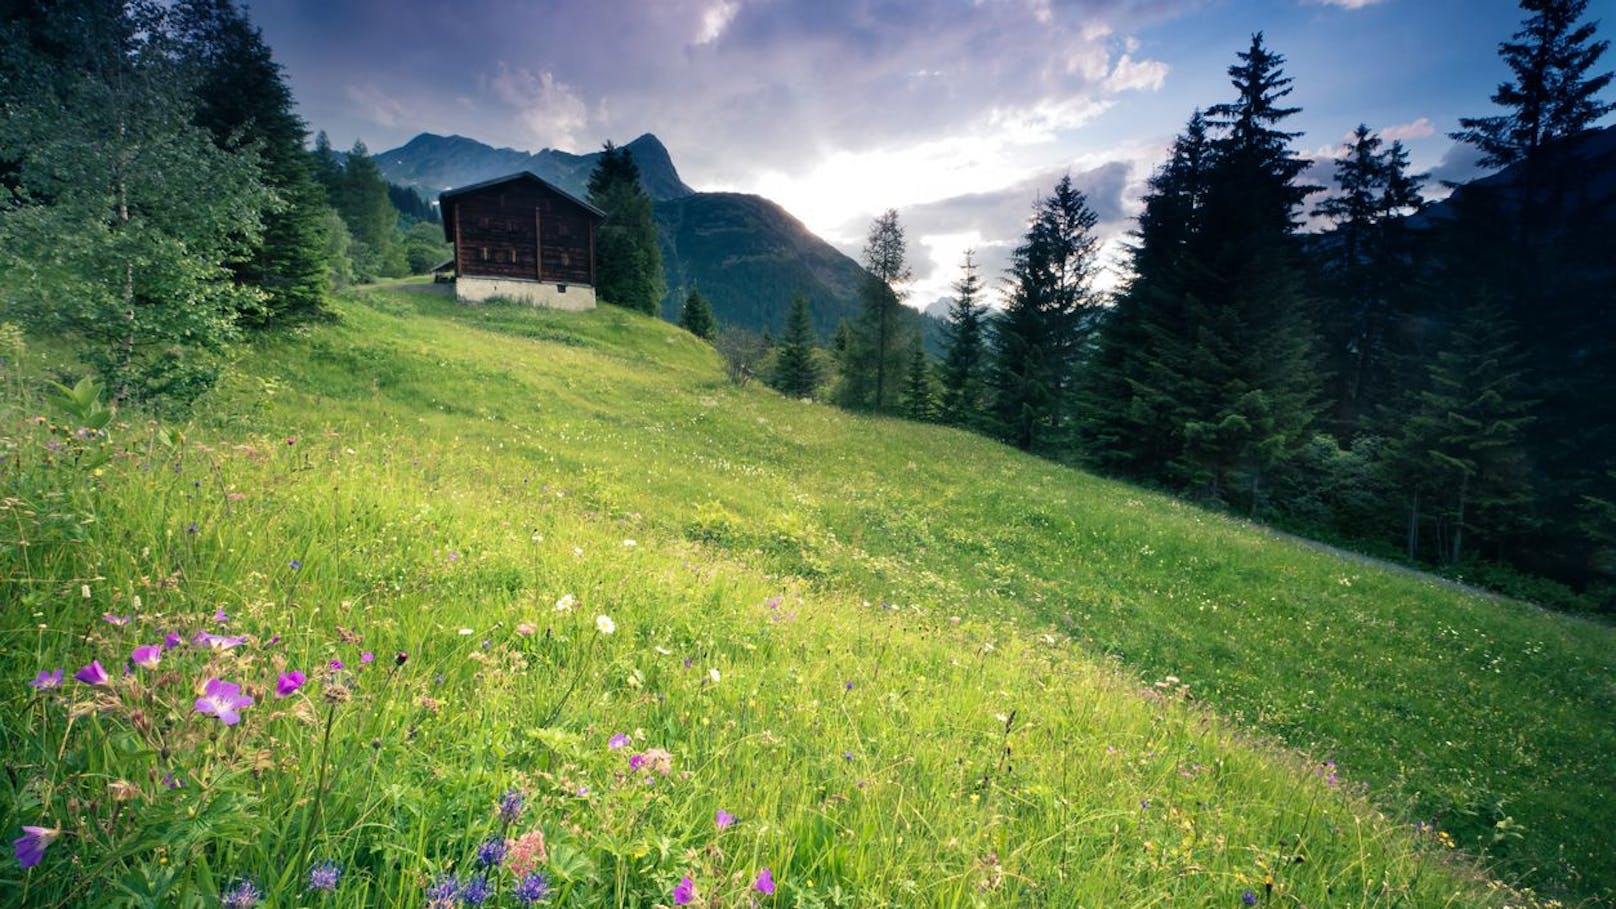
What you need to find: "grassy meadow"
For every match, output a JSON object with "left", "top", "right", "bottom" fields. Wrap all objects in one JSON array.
[{"left": 2, "top": 286, "right": 1612, "bottom": 907}]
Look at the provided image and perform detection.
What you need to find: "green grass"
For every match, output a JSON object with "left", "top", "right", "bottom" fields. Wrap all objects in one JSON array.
[{"left": 2, "top": 287, "right": 1610, "bottom": 907}]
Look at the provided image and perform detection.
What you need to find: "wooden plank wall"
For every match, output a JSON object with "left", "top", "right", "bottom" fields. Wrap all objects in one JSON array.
[{"left": 452, "top": 181, "right": 594, "bottom": 285}]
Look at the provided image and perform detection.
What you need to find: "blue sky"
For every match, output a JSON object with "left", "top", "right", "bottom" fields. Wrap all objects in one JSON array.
[{"left": 250, "top": 0, "right": 1613, "bottom": 303}]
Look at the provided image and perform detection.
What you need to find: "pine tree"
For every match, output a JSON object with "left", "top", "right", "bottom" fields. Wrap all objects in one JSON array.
[
  {"left": 1450, "top": 0, "right": 1614, "bottom": 171},
  {"left": 936, "top": 250, "right": 989, "bottom": 428},
  {"left": 990, "top": 175, "right": 1100, "bottom": 453},
  {"left": 841, "top": 210, "right": 911, "bottom": 411},
  {"left": 172, "top": 0, "right": 333, "bottom": 324},
  {"left": 1172, "top": 34, "right": 1321, "bottom": 507},
  {"left": 769, "top": 292, "right": 822, "bottom": 398},
  {"left": 587, "top": 142, "right": 664, "bottom": 314},
  {"left": 900, "top": 335, "right": 936, "bottom": 421},
  {"left": 678, "top": 287, "right": 716, "bottom": 339},
  {"left": 1312, "top": 124, "right": 1426, "bottom": 438},
  {"left": 1081, "top": 112, "right": 1212, "bottom": 476}
]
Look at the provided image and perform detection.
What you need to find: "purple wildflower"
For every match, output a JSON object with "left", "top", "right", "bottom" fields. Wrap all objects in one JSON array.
[
  {"left": 74, "top": 661, "right": 109, "bottom": 686},
  {"left": 499, "top": 789, "right": 524, "bottom": 825},
  {"left": 459, "top": 874, "right": 493, "bottom": 905},
  {"left": 426, "top": 873, "right": 460, "bottom": 905},
  {"left": 214, "top": 608, "right": 229, "bottom": 624},
  {"left": 289, "top": 559, "right": 302, "bottom": 571},
  {"left": 193, "top": 631, "right": 248, "bottom": 651},
  {"left": 102, "top": 613, "right": 130, "bottom": 626},
  {"left": 194, "top": 678, "right": 253, "bottom": 725},
  {"left": 513, "top": 871, "right": 551, "bottom": 905},
  {"left": 131, "top": 645, "right": 161, "bottom": 670},
  {"left": 672, "top": 876, "right": 695, "bottom": 906},
  {"left": 608, "top": 732, "right": 631, "bottom": 750},
  {"left": 162, "top": 772, "right": 183, "bottom": 789},
  {"left": 715, "top": 809, "right": 736, "bottom": 831},
  {"left": 754, "top": 868, "right": 776, "bottom": 895},
  {"left": 395, "top": 650, "right": 409, "bottom": 666},
  {"left": 221, "top": 877, "right": 263, "bottom": 908},
  {"left": 27, "top": 669, "right": 63, "bottom": 691},
  {"left": 186, "top": 521, "right": 199, "bottom": 535},
  {"left": 844, "top": 680, "right": 855, "bottom": 691},
  {"left": 12, "top": 825, "right": 59, "bottom": 869},
  {"left": 276, "top": 671, "right": 306, "bottom": 697},
  {"left": 628, "top": 753, "right": 647, "bottom": 771},
  {"left": 475, "top": 836, "right": 506, "bottom": 867},
  {"left": 360, "top": 651, "right": 374, "bottom": 665},
  {"left": 307, "top": 860, "right": 341, "bottom": 892},
  {"left": 1242, "top": 890, "right": 1258, "bottom": 906},
  {"left": 163, "top": 632, "right": 184, "bottom": 650},
  {"left": 328, "top": 659, "right": 344, "bottom": 672}
]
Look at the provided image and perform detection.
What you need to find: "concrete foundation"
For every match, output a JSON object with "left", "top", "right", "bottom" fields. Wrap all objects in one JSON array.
[{"left": 455, "top": 276, "right": 596, "bottom": 311}]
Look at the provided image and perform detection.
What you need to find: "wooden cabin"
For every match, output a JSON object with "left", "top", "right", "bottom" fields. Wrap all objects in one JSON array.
[{"left": 439, "top": 172, "right": 605, "bottom": 310}]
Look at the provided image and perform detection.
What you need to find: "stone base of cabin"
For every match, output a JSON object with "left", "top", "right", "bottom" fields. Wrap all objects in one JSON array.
[{"left": 455, "top": 276, "right": 596, "bottom": 311}]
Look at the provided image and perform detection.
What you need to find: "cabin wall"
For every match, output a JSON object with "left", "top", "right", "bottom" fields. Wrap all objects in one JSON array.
[{"left": 452, "top": 183, "right": 594, "bottom": 285}]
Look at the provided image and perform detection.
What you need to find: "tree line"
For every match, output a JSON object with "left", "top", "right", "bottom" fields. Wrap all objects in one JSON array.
[
  {"left": 0, "top": 0, "right": 449, "bottom": 408},
  {"left": 678, "top": 1, "right": 1611, "bottom": 609}
]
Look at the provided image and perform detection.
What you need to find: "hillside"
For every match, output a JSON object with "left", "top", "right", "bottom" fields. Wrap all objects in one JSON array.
[{"left": 4, "top": 285, "right": 1612, "bottom": 906}]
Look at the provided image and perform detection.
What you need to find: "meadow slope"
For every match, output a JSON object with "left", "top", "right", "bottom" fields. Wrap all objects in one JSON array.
[{"left": 2, "top": 287, "right": 1611, "bottom": 907}]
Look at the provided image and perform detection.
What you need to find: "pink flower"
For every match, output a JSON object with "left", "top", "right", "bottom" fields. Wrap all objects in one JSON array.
[
  {"left": 715, "top": 809, "right": 735, "bottom": 831},
  {"left": 27, "top": 670, "right": 63, "bottom": 691},
  {"left": 194, "top": 678, "right": 253, "bottom": 725},
  {"left": 131, "top": 645, "right": 161, "bottom": 670},
  {"left": 73, "top": 661, "right": 109, "bottom": 686},
  {"left": 360, "top": 651, "right": 374, "bottom": 665},
  {"left": 102, "top": 613, "right": 130, "bottom": 626},
  {"left": 516, "top": 622, "right": 537, "bottom": 636},
  {"left": 672, "top": 876, "right": 694, "bottom": 906},
  {"left": 505, "top": 829, "right": 549, "bottom": 878}
]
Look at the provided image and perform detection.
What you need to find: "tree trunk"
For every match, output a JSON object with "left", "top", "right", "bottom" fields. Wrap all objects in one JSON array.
[
  {"left": 1451, "top": 474, "right": 1469, "bottom": 565},
  {"left": 1406, "top": 491, "right": 1420, "bottom": 560}
]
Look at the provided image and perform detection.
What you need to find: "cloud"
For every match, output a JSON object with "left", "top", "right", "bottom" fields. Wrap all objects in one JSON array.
[
  {"left": 1379, "top": 116, "right": 1435, "bottom": 141},
  {"left": 345, "top": 84, "right": 407, "bottom": 129},
  {"left": 1106, "top": 54, "right": 1170, "bottom": 93},
  {"left": 486, "top": 64, "right": 592, "bottom": 150}
]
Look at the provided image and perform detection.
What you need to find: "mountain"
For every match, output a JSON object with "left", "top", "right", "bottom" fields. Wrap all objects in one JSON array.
[
  {"left": 653, "top": 192, "right": 868, "bottom": 337},
  {"left": 376, "top": 132, "right": 694, "bottom": 202}
]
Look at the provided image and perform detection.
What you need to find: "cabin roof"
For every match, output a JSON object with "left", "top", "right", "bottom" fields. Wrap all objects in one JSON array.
[{"left": 438, "top": 171, "right": 606, "bottom": 242}]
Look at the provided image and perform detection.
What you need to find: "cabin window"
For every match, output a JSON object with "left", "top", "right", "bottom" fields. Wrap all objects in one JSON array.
[{"left": 480, "top": 247, "right": 489, "bottom": 261}]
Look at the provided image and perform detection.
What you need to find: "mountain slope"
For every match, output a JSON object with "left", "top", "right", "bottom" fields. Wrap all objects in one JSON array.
[{"left": 9, "top": 287, "right": 1609, "bottom": 904}]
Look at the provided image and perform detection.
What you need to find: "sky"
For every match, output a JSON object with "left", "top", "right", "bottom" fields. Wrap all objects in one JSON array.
[{"left": 249, "top": 0, "right": 1613, "bottom": 306}]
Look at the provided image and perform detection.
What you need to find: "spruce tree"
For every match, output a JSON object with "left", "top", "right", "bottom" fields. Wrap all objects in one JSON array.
[
  {"left": 1312, "top": 125, "right": 1426, "bottom": 438},
  {"left": 1081, "top": 112, "right": 1212, "bottom": 476},
  {"left": 900, "top": 335, "right": 936, "bottom": 421},
  {"left": 769, "top": 292, "right": 822, "bottom": 398},
  {"left": 325, "top": 141, "right": 406, "bottom": 281},
  {"left": 936, "top": 250, "right": 989, "bottom": 429},
  {"left": 990, "top": 175, "right": 1100, "bottom": 453},
  {"left": 1388, "top": 298, "right": 1535, "bottom": 564},
  {"left": 587, "top": 142, "right": 665, "bottom": 314},
  {"left": 1451, "top": 0, "right": 1613, "bottom": 170},
  {"left": 841, "top": 210, "right": 911, "bottom": 411},
  {"left": 172, "top": 0, "right": 333, "bottom": 324},
  {"left": 678, "top": 287, "right": 716, "bottom": 339},
  {"left": 1173, "top": 34, "right": 1321, "bottom": 507}
]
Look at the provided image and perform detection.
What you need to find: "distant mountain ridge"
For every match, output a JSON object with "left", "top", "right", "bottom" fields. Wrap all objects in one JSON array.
[
  {"left": 376, "top": 131, "right": 931, "bottom": 340},
  {"left": 377, "top": 132, "right": 694, "bottom": 202}
]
